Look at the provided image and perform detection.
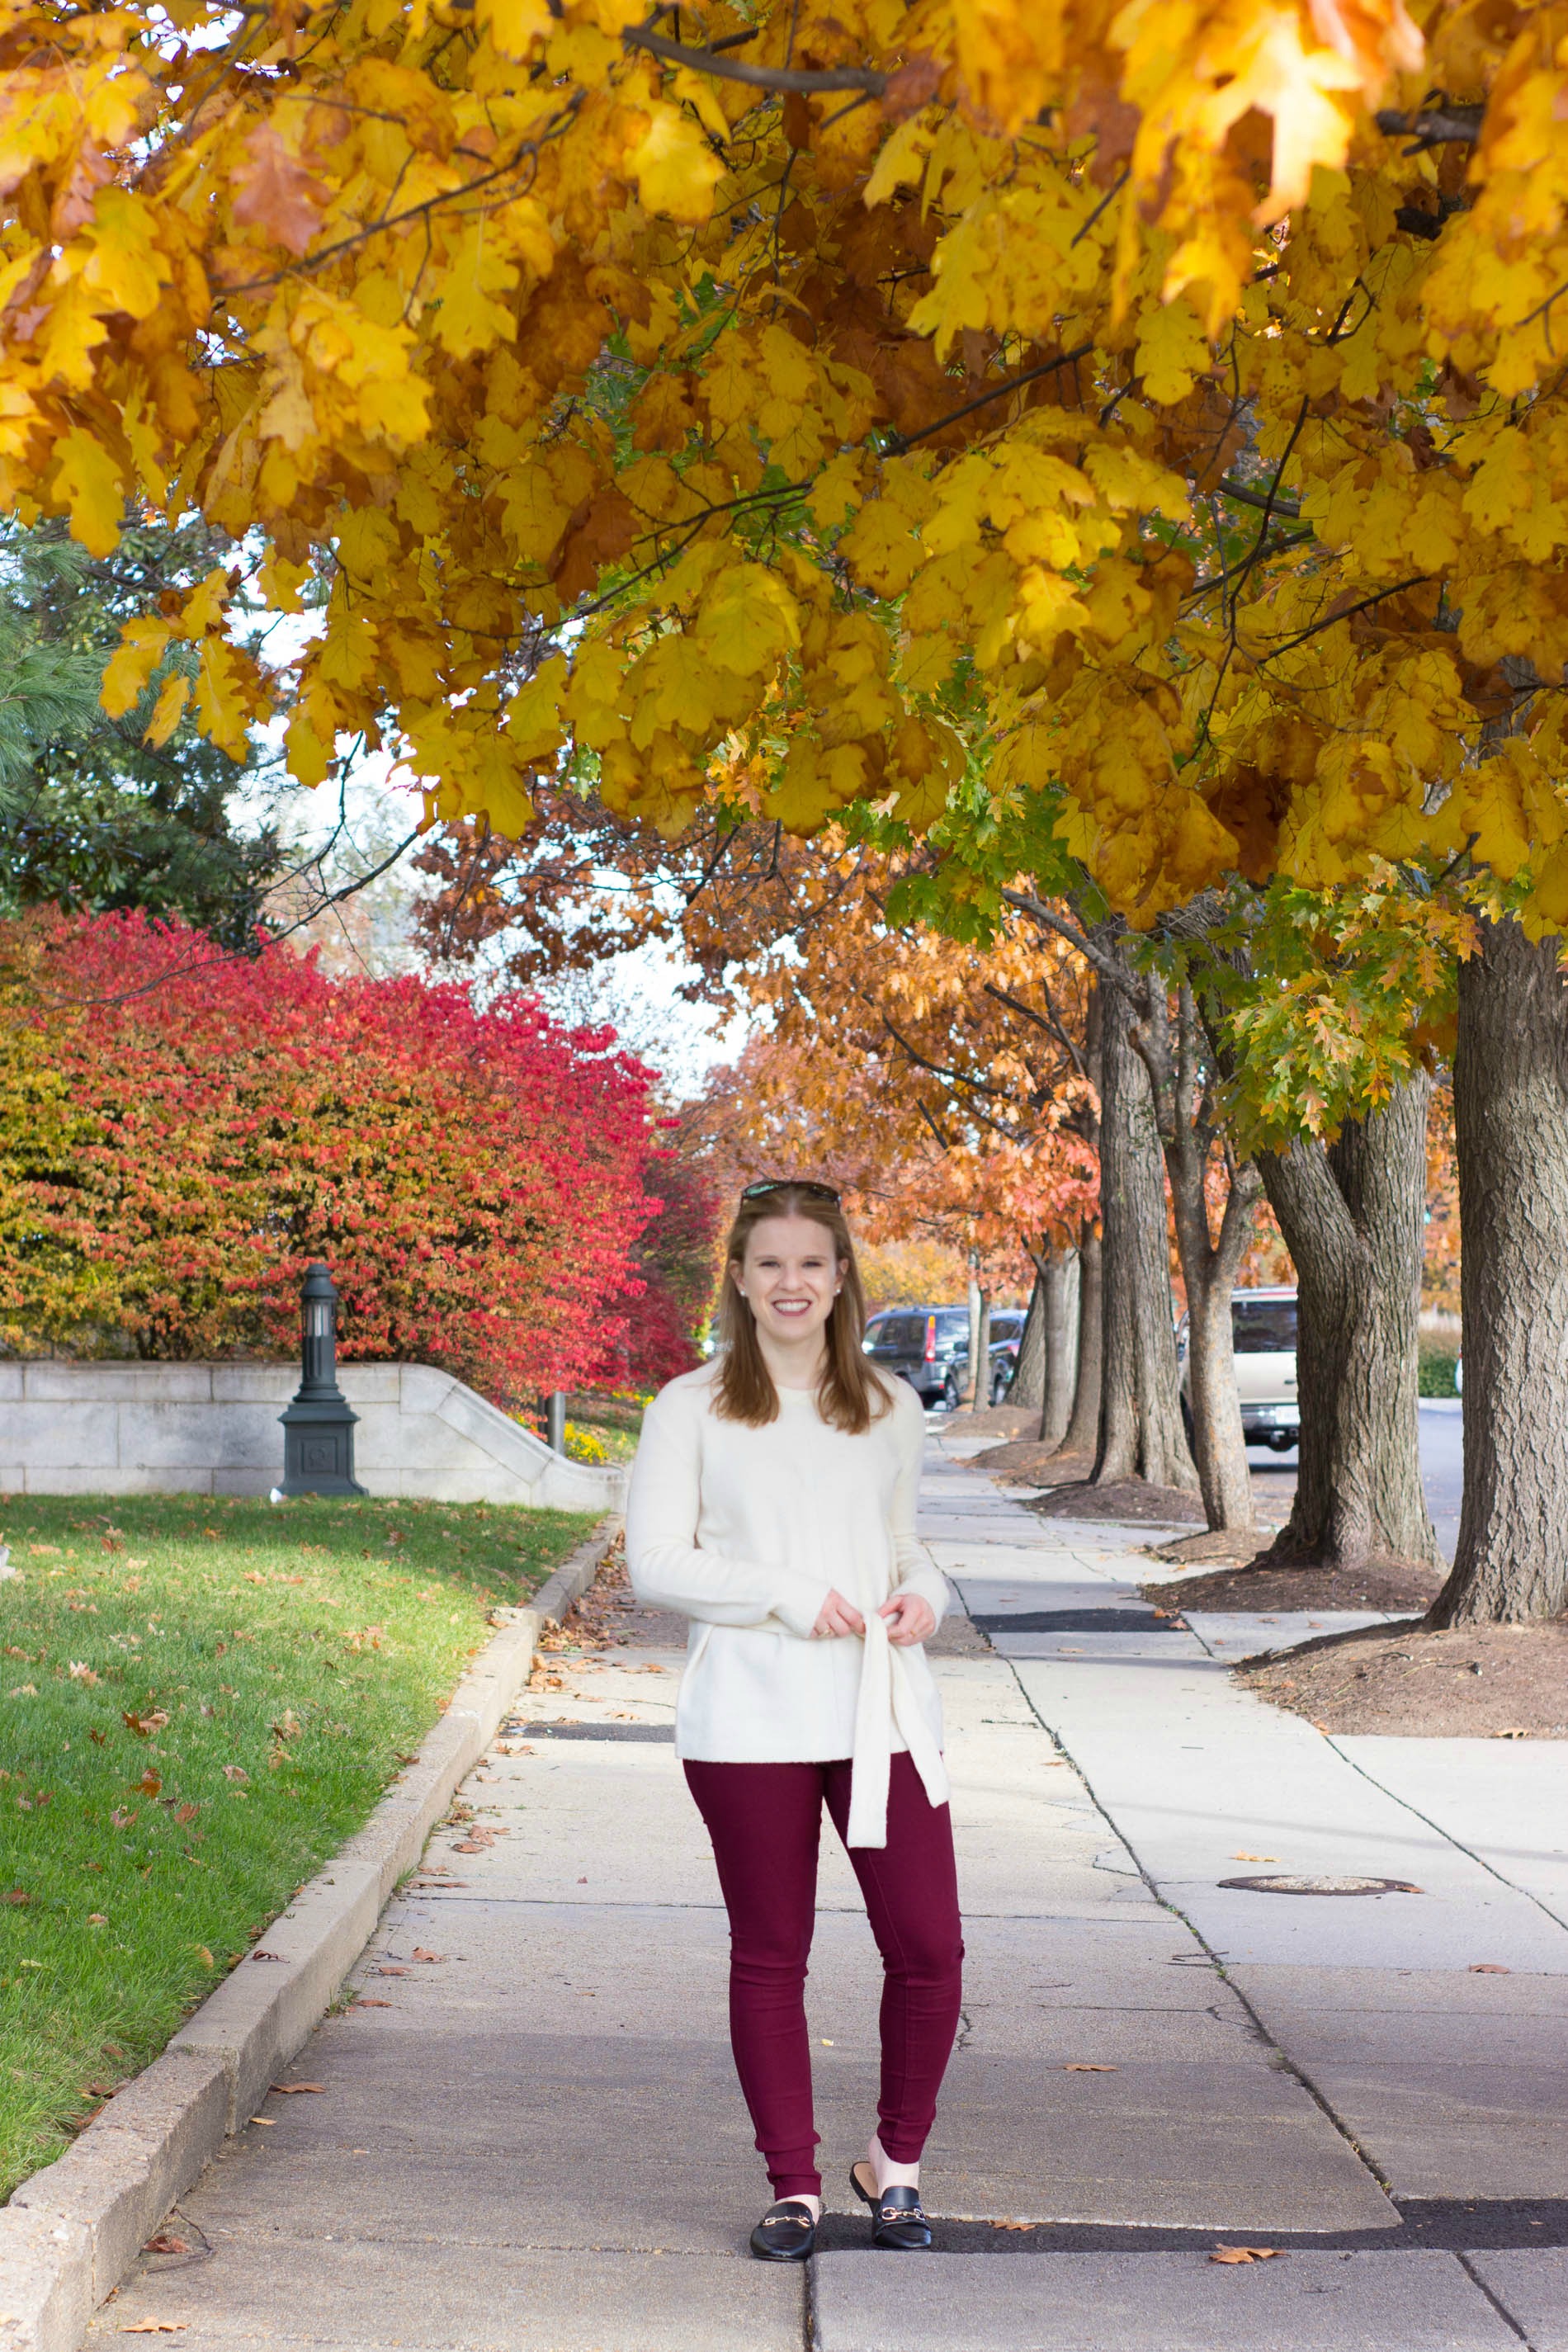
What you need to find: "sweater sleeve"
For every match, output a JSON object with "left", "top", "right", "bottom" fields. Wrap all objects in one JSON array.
[
  {"left": 887, "top": 1385, "right": 950, "bottom": 1625},
  {"left": 626, "top": 1383, "right": 833, "bottom": 1639}
]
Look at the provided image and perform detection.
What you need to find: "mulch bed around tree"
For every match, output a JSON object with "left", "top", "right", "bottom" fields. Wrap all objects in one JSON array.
[
  {"left": 972, "top": 1438, "right": 1208, "bottom": 1525},
  {"left": 1026, "top": 1479, "right": 1209, "bottom": 1527},
  {"left": 973, "top": 1439, "right": 1094, "bottom": 1485},
  {"left": 1237, "top": 1620, "right": 1568, "bottom": 1737},
  {"left": 948, "top": 1406, "right": 1041, "bottom": 1444},
  {"left": 1143, "top": 1556, "right": 1447, "bottom": 1613}
]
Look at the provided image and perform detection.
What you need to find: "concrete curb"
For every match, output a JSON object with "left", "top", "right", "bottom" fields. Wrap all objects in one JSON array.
[{"left": 0, "top": 1514, "right": 620, "bottom": 2352}]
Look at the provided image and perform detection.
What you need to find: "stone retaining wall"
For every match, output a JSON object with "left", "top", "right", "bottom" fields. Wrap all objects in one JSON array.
[{"left": 0, "top": 1359, "right": 624, "bottom": 1513}]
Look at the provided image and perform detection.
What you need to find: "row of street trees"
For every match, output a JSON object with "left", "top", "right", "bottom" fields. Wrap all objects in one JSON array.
[{"left": 2, "top": 0, "right": 1566, "bottom": 1622}]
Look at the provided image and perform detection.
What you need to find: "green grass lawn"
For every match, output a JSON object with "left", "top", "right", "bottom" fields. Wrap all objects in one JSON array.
[{"left": 0, "top": 1490, "right": 593, "bottom": 2199}]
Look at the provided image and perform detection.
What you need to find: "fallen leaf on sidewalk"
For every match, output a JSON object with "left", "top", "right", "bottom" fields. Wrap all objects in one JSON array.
[
  {"left": 1063, "top": 2063, "right": 1118, "bottom": 2072},
  {"left": 1469, "top": 1963, "right": 1510, "bottom": 1974},
  {"left": 1211, "top": 2246, "right": 1283, "bottom": 2263},
  {"left": 270, "top": 2083, "right": 324, "bottom": 2094},
  {"left": 1230, "top": 1854, "right": 1278, "bottom": 1863},
  {"left": 120, "top": 2321, "right": 185, "bottom": 2332},
  {"left": 351, "top": 1997, "right": 393, "bottom": 2008},
  {"left": 143, "top": 2236, "right": 188, "bottom": 2256},
  {"left": 410, "top": 1948, "right": 446, "bottom": 1963},
  {"left": 990, "top": 2219, "right": 1034, "bottom": 2231},
  {"left": 248, "top": 2118, "right": 275, "bottom": 2127},
  {"left": 1494, "top": 1727, "right": 1530, "bottom": 1740},
  {"left": 374, "top": 1965, "right": 409, "bottom": 1976}
]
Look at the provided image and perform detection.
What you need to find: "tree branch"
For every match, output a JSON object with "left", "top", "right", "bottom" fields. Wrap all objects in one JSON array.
[
  {"left": 1375, "top": 104, "right": 1485, "bottom": 152},
  {"left": 622, "top": 22, "right": 887, "bottom": 95},
  {"left": 885, "top": 343, "right": 1096, "bottom": 456}
]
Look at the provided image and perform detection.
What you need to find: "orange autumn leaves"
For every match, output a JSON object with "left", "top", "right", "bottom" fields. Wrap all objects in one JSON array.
[{"left": 3, "top": 2, "right": 1568, "bottom": 924}]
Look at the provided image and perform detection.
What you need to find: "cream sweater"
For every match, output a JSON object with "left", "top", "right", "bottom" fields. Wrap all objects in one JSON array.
[{"left": 625, "top": 1362, "right": 951, "bottom": 1846}]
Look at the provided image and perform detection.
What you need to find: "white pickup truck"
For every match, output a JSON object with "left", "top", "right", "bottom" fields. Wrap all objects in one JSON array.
[{"left": 1178, "top": 1285, "right": 1299, "bottom": 1452}]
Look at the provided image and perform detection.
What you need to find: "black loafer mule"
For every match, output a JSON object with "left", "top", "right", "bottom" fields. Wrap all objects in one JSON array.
[
  {"left": 850, "top": 2160, "right": 933, "bottom": 2250},
  {"left": 749, "top": 2199, "right": 818, "bottom": 2262}
]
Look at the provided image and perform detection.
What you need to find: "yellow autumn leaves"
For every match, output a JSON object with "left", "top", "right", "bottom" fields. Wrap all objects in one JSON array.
[{"left": 2, "top": 0, "right": 1568, "bottom": 927}]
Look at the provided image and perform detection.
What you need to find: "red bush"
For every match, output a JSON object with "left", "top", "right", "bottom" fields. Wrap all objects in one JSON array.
[{"left": 0, "top": 909, "right": 690, "bottom": 1402}]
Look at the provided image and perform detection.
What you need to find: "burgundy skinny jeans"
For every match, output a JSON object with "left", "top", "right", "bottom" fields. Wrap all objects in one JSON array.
[{"left": 684, "top": 1751, "right": 965, "bottom": 2200}]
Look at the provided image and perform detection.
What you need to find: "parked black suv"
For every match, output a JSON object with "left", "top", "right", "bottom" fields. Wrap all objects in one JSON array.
[
  {"left": 864, "top": 1306, "right": 1027, "bottom": 1410},
  {"left": 863, "top": 1306, "right": 971, "bottom": 1405}
]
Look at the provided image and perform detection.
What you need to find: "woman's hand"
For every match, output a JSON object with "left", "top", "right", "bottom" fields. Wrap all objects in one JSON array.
[
  {"left": 813, "top": 1588, "right": 866, "bottom": 1638},
  {"left": 879, "top": 1591, "right": 937, "bottom": 1647}
]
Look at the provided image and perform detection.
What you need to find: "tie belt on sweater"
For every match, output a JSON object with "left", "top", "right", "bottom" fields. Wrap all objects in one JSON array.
[{"left": 687, "top": 1608, "right": 950, "bottom": 1849}]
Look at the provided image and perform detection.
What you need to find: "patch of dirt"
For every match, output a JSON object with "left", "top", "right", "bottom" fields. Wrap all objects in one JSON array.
[
  {"left": 1239, "top": 1620, "right": 1568, "bottom": 1737},
  {"left": 947, "top": 1405, "right": 1041, "bottom": 1442},
  {"left": 1025, "top": 1479, "right": 1207, "bottom": 1527},
  {"left": 1147, "top": 1530, "right": 1277, "bottom": 1568},
  {"left": 1145, "top": 1556, "right": 1445, "bottom": 1613},
  {"left": 974, "top": 1441, "right": 1093, "bottom": 1485}
]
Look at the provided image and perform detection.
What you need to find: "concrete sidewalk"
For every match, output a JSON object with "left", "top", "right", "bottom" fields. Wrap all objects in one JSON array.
[{"left": 92, "top": 1431, "right": 1568, "bottom": 2350}]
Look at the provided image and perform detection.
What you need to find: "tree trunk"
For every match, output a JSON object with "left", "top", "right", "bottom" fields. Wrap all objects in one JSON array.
[
  {"left": 1183, "top": 1263, "right": 1255, "bottom": 1529},
  {"left": 1259, "top": 1081, "right": 1438, "bottom": 1571},
  {"left": 1093, "top": 971, "right": 1196, "bottom": 1489},
  {"left": 1429, "top": 916, "right": 1568, "bottom": 1623},
  {"left": 1129, "top": 980, "right": 1258, "bottom": 1532},
  {"left": 1060, "top": 1229, "right": 1102, "bottom": 1457},
  {"left": 1041, "top": 1249, "right": 1079, "bottom": 1448},
  {"left": 1012, "top": 1271, "right": 1046, "bottom": 1411},
  {"left": 964, "top": 1265, "right": 983, "bottom": 1405},
  {"left": 971, "top": 1291, "right": 992, "bottom": 1411}
]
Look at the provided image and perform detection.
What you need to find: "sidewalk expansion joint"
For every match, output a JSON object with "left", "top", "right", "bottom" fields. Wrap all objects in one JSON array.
[
  {"left": 1000, "top": 1655, "right": 1401, "bottom": 2210},
  {"left": 1326, "top": 1733, "right": 1568, "bottom": 1939},
  {"left": 1455, "top": 2248, "right": 1536, "bottom": 2345}
]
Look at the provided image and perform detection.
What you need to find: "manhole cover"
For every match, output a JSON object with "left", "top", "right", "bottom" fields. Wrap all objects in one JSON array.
[{"left": 1218, "top": 1873, "right": 1424, "bottom": 1896}]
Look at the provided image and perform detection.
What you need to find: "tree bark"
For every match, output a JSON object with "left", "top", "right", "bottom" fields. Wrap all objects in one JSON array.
[
  {"left": 1429, "top": 917, "right": 1568, "bottom": 1623},
  {"left": 1041, "top": 1249, "right": 1079, "bottom": 1448},
  {"left": 1093, "top": 969, "right": 1197, "bottom": 1489},
  {"left": 971, "top": 1289, "right": 993, "bottom": 1411},
  {"left": 1135, "top": 982, "right": 1259, "bottom": 1532},
  {"left": 1011, "top": 1270, "right": 1046, "bottom": 1411},
  {"left": 1259, "top": 1080, "right": 1438, "bottom": 1571},
  {"left": 1060, "top": 1230, "right": 1102, "bottom": 1455}
]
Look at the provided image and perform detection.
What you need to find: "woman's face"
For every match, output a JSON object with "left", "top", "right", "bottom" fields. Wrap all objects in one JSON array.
[{"left": 734, "top": 1213, "right": 844, "bottom": 1348}]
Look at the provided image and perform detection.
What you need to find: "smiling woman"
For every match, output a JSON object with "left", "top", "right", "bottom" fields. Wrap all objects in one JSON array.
[{"left": 626, "top": 1182, "right": 961, "bottom": 2265}]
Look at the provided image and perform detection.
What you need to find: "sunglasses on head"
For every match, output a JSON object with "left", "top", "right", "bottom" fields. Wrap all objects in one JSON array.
[{"left": 740, "top": 1179, "right": 842, "bottom": 1207}]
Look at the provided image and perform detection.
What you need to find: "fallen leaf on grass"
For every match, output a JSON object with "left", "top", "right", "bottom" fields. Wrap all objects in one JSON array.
[
  {"left": 110, "top": 1807, "right": 138, "bottom": 1829},
  {"left": 222, "top": 1765, "right": 249, "bottom": 1783},
  {"left": 123, "top": 1709, "right": 169, "bottom": 1737},
  {"left": 2, "top": 1887, "right": 27, "bottom": 1906},
  {"left": 1469, "top": 1963, "right": 1510, "bottom": 1974},
  {"left": 1211, "top": 2245, "right": 1283, "bottom": 2263},
  {"left": 270, "top": 2082, "right": 324, "bottom": 2094},
  {"left": 1063, "top": 2063, "right": 1118, "bottom": 2072},
  {"left": 173, "top": 1803, "right": 199, "bottom": 1825},
  {"left": 87, "top": 1912, "right": 107, "bottom": 1926},
  {"left": 136, "top": 1770, "right": 163, "bottom": 1798}
]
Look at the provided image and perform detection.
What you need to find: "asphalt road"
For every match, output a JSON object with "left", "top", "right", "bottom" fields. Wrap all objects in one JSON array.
[{"left": 1249, "top": 1400, "right": 1464, "bottom": 1561}]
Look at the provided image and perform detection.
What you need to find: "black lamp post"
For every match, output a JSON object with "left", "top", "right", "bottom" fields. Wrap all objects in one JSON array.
[{"left": 279, "top": 1262, "right": 365, "bottom": 1496}]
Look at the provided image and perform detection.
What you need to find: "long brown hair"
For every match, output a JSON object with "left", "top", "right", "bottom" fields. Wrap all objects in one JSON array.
[{"left": 713, "top": 1184, "right": 892, "bottom": 1433}]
